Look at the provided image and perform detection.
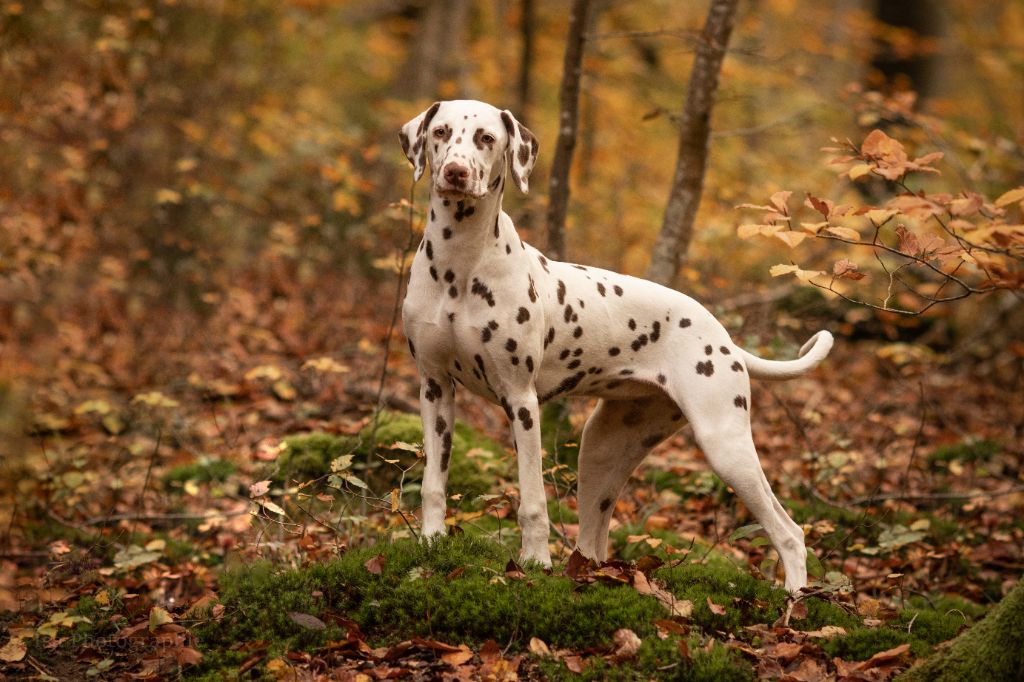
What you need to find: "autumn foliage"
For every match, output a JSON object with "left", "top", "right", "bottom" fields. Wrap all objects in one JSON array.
[{"left": 2, "top": 1, "right": 1023, "bottom": 680}]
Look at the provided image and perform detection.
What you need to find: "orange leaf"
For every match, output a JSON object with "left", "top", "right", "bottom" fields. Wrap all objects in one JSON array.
[
  {"left": 364, "top": 554, "right": 385, "bottom": 575},
  {"left": 441, "top": 644, "right": 473, "bottom": 666},
  {"left": 706, "top": 597, "right": 727, "bottom": 616},
  {"left": 833, "top": 259, "right": 866, "bottom": 281},
  {"left": 994, "top": 186, "right": 1024, "bottom": 207}
]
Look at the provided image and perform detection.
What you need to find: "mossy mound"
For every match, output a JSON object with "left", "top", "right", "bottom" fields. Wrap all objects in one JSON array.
[
  {"left": 193, "top": 535, "right": 716, "bottom": 678},
  {"left": 897, "top": 581, "right": 1023, "bottom": 681},
  {"left": 275, "top": 410, "right": 511, "bottom": 501},
  {"left": 163, "top": 457, "right": 237, "bottom": 488},
  {"left": 926, "top": 438, "right": 1001, "bottom": 467}
]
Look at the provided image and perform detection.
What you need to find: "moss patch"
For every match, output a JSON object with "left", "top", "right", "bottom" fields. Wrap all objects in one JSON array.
[
  {"left": 163, "top": 457, "right": 237, "bottom": 488},
  {"left": 927, "top": 438, "right": 1001, "bottom": 467},
  {"left": 192, "top": 535, "right": 672, "bottom": 678},
  {"left": 275, "top": 411, "right": 511, "bottom": 501},
  {"left": 538, "top": 636, "right": 754, "bottom": 681}
]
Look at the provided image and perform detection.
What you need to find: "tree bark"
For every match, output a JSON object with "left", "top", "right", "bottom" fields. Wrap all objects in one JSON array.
[
  {"left": 645, "top": 0, "right": 739, "bottom": 287},
  {"left": 395, "top": 0, "right": 471, "bottom": 101},
  {"left": 516, "top": 0, "right": 535, "bottom": 122},
  {"left": 897, "top": 577, "right": 1023, "bottom": 681},
  {"left": 545, "top": 0, "right": 593, "bottom": 262}
]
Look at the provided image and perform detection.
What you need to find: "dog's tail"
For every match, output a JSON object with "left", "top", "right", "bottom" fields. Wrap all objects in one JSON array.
[{"left": 737, "top": 330, "right": 834, "bottom": 381}]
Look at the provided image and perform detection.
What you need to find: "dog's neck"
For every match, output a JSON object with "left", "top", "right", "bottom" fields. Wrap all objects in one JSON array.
[{"left": 423, "top": 174, "right": 516, "bottom": 263}]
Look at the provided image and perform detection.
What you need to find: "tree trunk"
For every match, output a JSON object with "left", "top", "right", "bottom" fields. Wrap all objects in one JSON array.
[
  {"left": 897, "top": 578, "right": 1024, "bottom": 681},
  {"left": 645, "top": 0, "right": 739, "bottom": 287},
  {"left": 395, "top": 0, "right": 471, "bottom": 101},
  {"left": 545, "top": 0, "right": 593, "bottom": 262},
  {"left": 516, "top": 0, "right": 535, "bottom": 122}
]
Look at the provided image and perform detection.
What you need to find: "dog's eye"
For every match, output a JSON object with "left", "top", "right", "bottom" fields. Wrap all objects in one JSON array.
[
  {"left": 481, "top": 133, "right": 495, "bottom": 145},
  {"left": 432, "top": 127, "right": 446, "bottom": 139}
]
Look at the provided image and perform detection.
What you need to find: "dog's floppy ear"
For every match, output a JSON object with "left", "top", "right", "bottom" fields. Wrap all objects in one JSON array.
[
  {"left": 398, "top": 102, "right": 441, "bottom": 183},
  {"left": 500, "top": 110, "right": 538, "bottom": 194}
]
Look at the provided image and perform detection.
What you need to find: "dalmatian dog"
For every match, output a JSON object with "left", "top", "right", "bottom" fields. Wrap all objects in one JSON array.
[{"left": 399, "top": 100, "right": 833, "bottom": 592}]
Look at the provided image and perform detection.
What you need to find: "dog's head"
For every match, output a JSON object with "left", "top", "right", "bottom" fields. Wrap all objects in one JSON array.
[{"left": 399, "top": 100, "right": 538, "bottom": 198}]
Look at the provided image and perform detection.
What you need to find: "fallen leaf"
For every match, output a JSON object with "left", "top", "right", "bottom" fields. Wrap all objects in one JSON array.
[
  {"left": 441, "top": 644, "right": 473, "bottom": 666},
  {"left": 505, "top": 558, "right": 526, "bottom": 579},
  {"left": 771, "top": 641, "right": 803, "bottom": 663},
  {"left": 364, "top": 554, "right": 386, "bottom": 576},
  {"left": 0, "top": 637, "right": 26, "bottom": 662},
  {"left": 856, "top": 643, "right": 911, "bottom": 670},
  {"left": 249, "top": 480, "right": 271, "bottom": 498},
  {"left": 564, "top": 549, "right": 594, "bottom": 580},
  {"left": 634, "top": 570, "right": 693, "bottom": 618},
  {"left": 610, "top": 628, "right": 641, "bottom": 661},
  {"left": 706, "top": 597, "right": 727, "bottom": 616},
  {"left": 288, "top": 612, "right": 326, "bottom": 630},
  {"left": 148, "top": 606, "right": 173, "bottom": 633},
  {"left": 528, "top": 637, "right": 551, "bottom": 658},
  {"left": 479, "top": 639, "right": 501, "bottom": 665}
]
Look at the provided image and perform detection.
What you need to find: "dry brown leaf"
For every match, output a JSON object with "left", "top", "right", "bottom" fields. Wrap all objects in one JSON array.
[
  {"left": 364, "top": 554, "right": 386, "bottom": 576},
  {"left": 528, "top": 637, "right": 551, "bottom": 658}
]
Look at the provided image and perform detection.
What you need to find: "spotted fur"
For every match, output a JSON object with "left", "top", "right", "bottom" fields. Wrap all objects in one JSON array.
[{"left": 399, "top": 100, "right": 834, "bottom": 591}]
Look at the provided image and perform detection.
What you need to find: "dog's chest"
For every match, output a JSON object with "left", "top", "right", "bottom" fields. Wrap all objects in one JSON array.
[{"left": 403, "top": 248, "right": 538, "bottom": 399}]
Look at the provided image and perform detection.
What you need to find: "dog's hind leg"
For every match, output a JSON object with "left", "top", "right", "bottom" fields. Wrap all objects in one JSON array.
[
  {"left": 683, "top": 401, "right": 808, "bottom": 592},
  {"left": 575, "top": 394, "right": 684, "bottom": 562}
]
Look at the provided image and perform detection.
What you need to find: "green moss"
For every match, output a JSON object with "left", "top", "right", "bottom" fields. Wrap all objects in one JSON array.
[
  {"left": 277, "top": 432, "right": 357, "bottom": 483},
  {"left": 821, "top": 626, "right": 913, "bottom": 661},
  {"left": 818, "top": 594, "right": 984, "bottom": 664},
  {"left": 193, "top": 535, "right": 677, "bottom": 678},
  {"left": 275, "top": 411, "right": 510, "bottom": 500},
  {"left": 927, "top": 438, "right": 1001, "bottom": 467},
  {"left": 163, "top": 457, "right": 237, "bottom": 487},
  {"left": 541, "top": 399, "right": 579, "bottom": 469},
  {"left": 658, "top": 561, "right": 788, "bottom": 632},
  {"left": 538, "top": 636, "right": 754, "bottom": 681},
  {"left": 799, "top": 597, "right": 861, "bottom": 632},
  {"left": 897, "top": 580, "right": 1023, "bottom": 682}
]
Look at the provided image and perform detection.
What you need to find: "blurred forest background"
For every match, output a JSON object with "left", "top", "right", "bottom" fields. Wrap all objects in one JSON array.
[{"left": 1, "top": 0, "right": 1023, "bottom": 679}]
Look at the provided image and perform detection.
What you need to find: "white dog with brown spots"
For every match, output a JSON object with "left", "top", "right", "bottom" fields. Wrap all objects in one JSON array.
[{"left": 399, "top": 99, "right": 833, "bottom": 592}]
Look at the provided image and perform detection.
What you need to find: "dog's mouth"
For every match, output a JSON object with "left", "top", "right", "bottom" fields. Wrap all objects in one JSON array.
[{"left": 436, "top": 185, "right": 485, "bottom": 200}]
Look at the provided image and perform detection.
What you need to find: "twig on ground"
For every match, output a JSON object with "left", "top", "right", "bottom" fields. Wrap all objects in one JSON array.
[{"left": 849, "top": 485, "right": 1024, "bottom": 506}]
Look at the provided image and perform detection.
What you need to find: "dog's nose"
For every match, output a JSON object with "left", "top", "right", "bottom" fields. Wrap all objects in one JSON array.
[{"left": 443, "top": 163, "right": 469, "bottom": 189}]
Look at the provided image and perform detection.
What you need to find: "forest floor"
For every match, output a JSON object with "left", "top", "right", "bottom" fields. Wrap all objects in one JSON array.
[{"left": 1, "top": 279, "right": 1022, "bottom": 681}]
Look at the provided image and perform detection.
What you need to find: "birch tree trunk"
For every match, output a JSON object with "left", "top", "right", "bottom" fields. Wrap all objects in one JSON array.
[
  {"left": 646, "top": 0, "right": 739, "bottom": 287},
  {"left": 545, "top": 0, "right": 593, "bottom": 262}
]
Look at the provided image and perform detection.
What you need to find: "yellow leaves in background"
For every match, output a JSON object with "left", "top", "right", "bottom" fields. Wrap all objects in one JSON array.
[
  {"left": 245, "top": 365, "right": 297, "bottom": 401},
  {"left": 302, "top": 356, "right": 350, "bottom": 374},
  {"left": 131, "top": 391, "right": 179, "bottom": 409},
  {"left": 769, "top": 264, "right": 825, "bottom": 282},
  {"left": 995, "top": 186, "right": 1024, "bottom": 208}
]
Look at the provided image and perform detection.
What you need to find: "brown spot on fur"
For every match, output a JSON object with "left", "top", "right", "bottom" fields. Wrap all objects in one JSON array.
[{"left": 641, "top": 433, "right": 664, "bottom": 448}]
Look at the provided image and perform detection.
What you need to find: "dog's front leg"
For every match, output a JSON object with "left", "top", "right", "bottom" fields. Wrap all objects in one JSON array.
[
  {"left": 508, "top": 394, "right": 552, "bottom": 566},
  {"left": 418, "top": 375, "right": 455, "bottom": 540}
]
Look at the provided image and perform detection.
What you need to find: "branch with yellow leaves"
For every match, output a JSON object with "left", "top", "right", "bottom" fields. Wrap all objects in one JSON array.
[{"left": 736, "top": 129, "right": 1024, "bottom": 315}]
